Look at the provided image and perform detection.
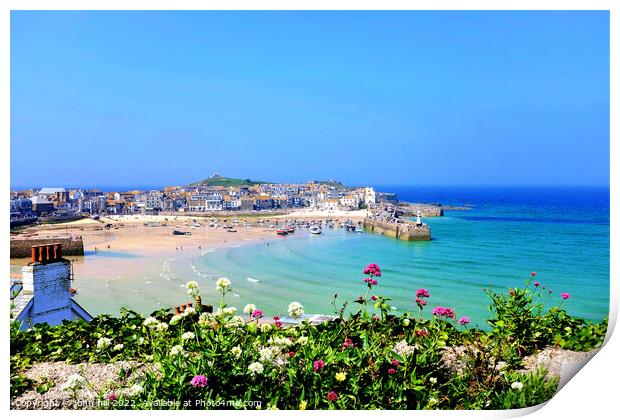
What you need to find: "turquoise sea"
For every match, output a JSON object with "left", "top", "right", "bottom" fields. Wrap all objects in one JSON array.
[{"left": 186, "top": 186, "right": 609, "bottom": 328}]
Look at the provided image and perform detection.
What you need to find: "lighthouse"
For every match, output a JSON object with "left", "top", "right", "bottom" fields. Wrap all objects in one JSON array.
[{"left": 416, "top": 211, "right": 422, "bottom": 226}]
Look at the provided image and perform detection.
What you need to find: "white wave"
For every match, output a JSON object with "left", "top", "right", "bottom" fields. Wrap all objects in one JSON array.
[
  {"left": 145, "top": 280, "right": 153, "bottom": 284},
  {"left": 233, "top": 293, "right": 240, "bottom": 297},
  {"left": 247, "top": 277, "right": 261, "bottom": 283},
  {"left": 201, "top": 249, "right": 214, "bottom": 256}
]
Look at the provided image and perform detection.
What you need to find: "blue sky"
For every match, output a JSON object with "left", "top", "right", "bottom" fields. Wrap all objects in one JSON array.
[{"left": 10, "top": 11, "right": 609, "bottom": 188}]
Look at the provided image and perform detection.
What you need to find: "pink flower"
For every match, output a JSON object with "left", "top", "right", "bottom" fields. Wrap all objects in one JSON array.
[
  {"left": 313, "top": 360, "right": 326, "bottom": 372},
  {"left": 387, "top": 368, "right": 396, "bottom": 375},
  {"left": 391, "top": 359, "right": 399, "bottom": 366},
  {"left": 372, "top": 314, "right": 380, "bottom": 321},
  {"left": 288, "top": 351, "right": 296, "bottom": 358},
  {"left": 415, "top": 297, "right": 427, "bottom": 307},
  {"left": 432, "top": 306, "right": 456, "bottom": 319},
  {"left": 548, "top": 290, "right": 553, "bottom": 294},
  {"left": 416, "top": 288, "right": 430, "bottom": 298},
  {"left": 534, "top": 281, "right": 540, "bottom": 287},
  {"left": 415, "top": 329, "right": 428, "bottom": 337},
  {"left": 273, "top": 316, "right": 283, "bottom": 329},
  {"left": 190, "top": 375, "right": 208, "bottom": 388},
  {"left": 371, "top": 295, "right": 378, "bottom": 301},
  {"left": 363, "top": 263, "right": 381, "bottom": 277},
  {"left": 105, "top": 392, "right": 117, "bottom": 401},
  {"left": 561, "top": 293, "right": 571, "bottom": 300},
  {"left": 327, "top": 391, "right": 339, "bottom": 401},
  {"left": 531, "top": 272, "right": 536, "bottom": 277},
  {"left": 251, "top": 309, "right": 264, "bottom": 319},
  {"left": 458, "top": 316, "right": 470, "bottom": 325},
  {"left": 342, "top": 338, "right": 354, "bottom": 349}
]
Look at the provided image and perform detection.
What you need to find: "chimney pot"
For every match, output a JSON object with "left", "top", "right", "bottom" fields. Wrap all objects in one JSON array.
[{"left": 31, "top": 246, "right": 37, "bottom": 263}]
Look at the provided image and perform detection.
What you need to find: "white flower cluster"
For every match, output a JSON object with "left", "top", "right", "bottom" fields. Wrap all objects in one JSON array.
[
  {"left": 248, "top": 361, "right": 264, "bottom": 376},
  {"left": 97, "top": 337, "right": 112, "bottom": 350},
  {"left": 511, "top": 381, "right": 524, "bottom": 391},
  {"left": 186, "top": 281, "right": 200, "bottom": 299},
  {"left": 113, "top": 344, "right": 124, "bottom": 352},
  {"left": 143, "top": 317, "right": 169, "bottom": 333},
  {"left": 216, "top": 277, "right": 232, "bottom": 294},
  {"left": 215, "top": 307, "right": 237, "bottom": 317},
  {"left": 170, "top": 306, "right": 197, "bottom": 325},
  {"left": 243, "top": 304, "right": 256, "bottom": 315},
  {"left": 296, "top": 336, "right": 309, "bottom": 346},
  {"left": 124, "top": 384, "right": 143, "bottom": 397},
  {"left": 198, "top": 312, "right": 215, "bottom": 326},
  {"left": 231, "top": 345, "right": 242, "bottom": 359},
  {"left": 224, "top": 315, "right": 245, "bottom": 328},
  {"left": 288, "top": 301, "right": 304, "bottom": 320},
  {"left": 170, "top": 344, "right": 186, "bottom": 357},
  {"left": 392, "top": 339, "right": 417, "bottom": 357},
  {"left": 62, "top": 373, "right": 86, "bottom": 392},
  {"left": 181, "top": 331, "right": 195, "bottom": 340}
]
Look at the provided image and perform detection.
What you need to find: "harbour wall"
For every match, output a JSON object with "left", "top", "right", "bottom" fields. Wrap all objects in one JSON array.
[
  {"left": 363, "top": 218, "right": 431, "bottom": 241},
  {"left": 10, "top": 237, "right": 85, "bottom": 258}
]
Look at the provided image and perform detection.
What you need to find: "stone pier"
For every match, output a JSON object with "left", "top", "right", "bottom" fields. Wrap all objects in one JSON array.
[{"left": 363, "top": 218, "right": 431, "bottom": 241}]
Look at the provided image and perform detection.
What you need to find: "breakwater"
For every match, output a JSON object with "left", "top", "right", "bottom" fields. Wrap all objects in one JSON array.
[
  {"left": 363, "top": 218, "right": 431, "bottom": 241},
  {"left": 10, "top": 236, "right": 85, "bottom": 258}
]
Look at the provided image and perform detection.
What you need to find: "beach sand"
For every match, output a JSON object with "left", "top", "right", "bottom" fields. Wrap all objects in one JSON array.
[{"left": 12, "top": 210, "right": 368, "bottom": 258}]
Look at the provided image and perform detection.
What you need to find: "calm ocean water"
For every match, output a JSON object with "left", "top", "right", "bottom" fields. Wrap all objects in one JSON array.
[{"left": 187, "top": 186, "right": 609, "bottom": 327}]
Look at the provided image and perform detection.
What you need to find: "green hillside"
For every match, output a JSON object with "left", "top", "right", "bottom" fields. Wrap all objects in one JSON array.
[{"left": 189, "top": 175, "right": 268, "bottom": 187}]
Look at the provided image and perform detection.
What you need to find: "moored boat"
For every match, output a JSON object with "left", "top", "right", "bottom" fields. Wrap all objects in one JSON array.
[
  {"left": 276, "top": 229, "right": 288, "bottom": 236},
  {"left": 309, "top": 225, "right": 322, "bottom": 235}
]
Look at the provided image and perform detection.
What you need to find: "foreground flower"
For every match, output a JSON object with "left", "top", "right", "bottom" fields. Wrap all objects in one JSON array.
[
  {"left": 327, "top": 391, "right": 339, "bottom": 401},
  {"left": 243, "top": 304, "right": 257, "bottom": 315},
  {"left": 342, "top": 338, "right": 354, "bottom": 349},
  {"left": 105, "top": 392, "right": 117, "bottom": 401},
  {"left": 458, "top": 316, "right": 470, "bottom": 325},
  {"left": 561, "top": 292, "right": 571, "bottom": 300},
  {"left": 182, "top": 331, "right": 195, "bottom": 340},
  {"left": 534, "top": 281, "right": 540, "bottom": 287},
  {"left": 511, "top": 381, "right": 524, "bottom": 391},
  {"left": 170, "top": 345, "right": 185, "bottom": 356},
  {"left": 402, "top": 318, "right": 411, "bottom": 326},
  {"left": 113, "top": 344, "right": 124, "bottom": 351},
  {"left": 299, "top": 400, "right": 308, "bottom": 410},
  {"left": 416, "top": 288, "right": 430, "bottom": 298},
  {"left": 363, "top": 263, "right": 381, "bottom": 277},
  {"left": 432, "top": 306, "right": 456, "bottom": 319},
  {"left": 288, "top": 301, "right": 304, "bottom": 320},
  {"left": 248, "top": 361, "right": 264, "bottom": 376},
  {"left": 62, "top": 373, "right": 86, "bottom": 392},
  {"left": 252, "top": 309, "right": 264, "bottom": 319},
  {"left": 125, "top": 384, "right": 143, "bottom": 397},
  {"left": 190, "top": 375, "right": 208, "bottom": 388},
  {"left": 335, "top": 372, "right": 347, "bottom": 382},
  {"left": 97, "top": 337, "right": 112, "bottom": 350},
  {"left": 231, "top": 345, "right": 242, "bottom": 359},
  {"left": 387, "top": 368, "right": 396, "bottom": 375},
  {"left": 313, "top": 359, "right": 326, "bottom": 372},
  {"left": 216, "top": 277, "right": 232, "bottom": 294}
]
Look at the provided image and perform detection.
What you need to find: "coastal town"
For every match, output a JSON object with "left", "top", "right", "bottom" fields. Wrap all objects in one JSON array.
[{"left": 10, "top": 175, "right": 382, "bottom": 223}]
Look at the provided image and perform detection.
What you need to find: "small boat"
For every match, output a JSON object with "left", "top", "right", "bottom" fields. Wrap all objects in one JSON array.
[
  {"left": 276, "top": 229, "right": 288, "bottom": 236},
  {"left": 173, "top": 230, "right": 191, "bottom": 236},
  {"left": 309, "top": 225, "right": 322, "bottom": 235},
  {"left": 227, "top": 229, "right": 237, "bottom": 233},
  {"left": 287, "top": 226, "right": 295, "bottom": 233}
]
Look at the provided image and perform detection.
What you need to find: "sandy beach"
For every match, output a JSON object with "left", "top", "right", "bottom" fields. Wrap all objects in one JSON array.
[{"left": 12, "top": 210, "right": 368, "bottom": 258}]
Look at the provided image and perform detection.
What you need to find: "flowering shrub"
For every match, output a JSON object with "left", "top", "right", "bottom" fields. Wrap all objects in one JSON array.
[{"left": 9, "top": 267, "right": 606, "bottom": 409}]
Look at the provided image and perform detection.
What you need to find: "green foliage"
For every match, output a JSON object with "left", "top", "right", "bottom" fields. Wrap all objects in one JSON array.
[{"left": 9, "top": 272, "right": 606, "bottom": 410}]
